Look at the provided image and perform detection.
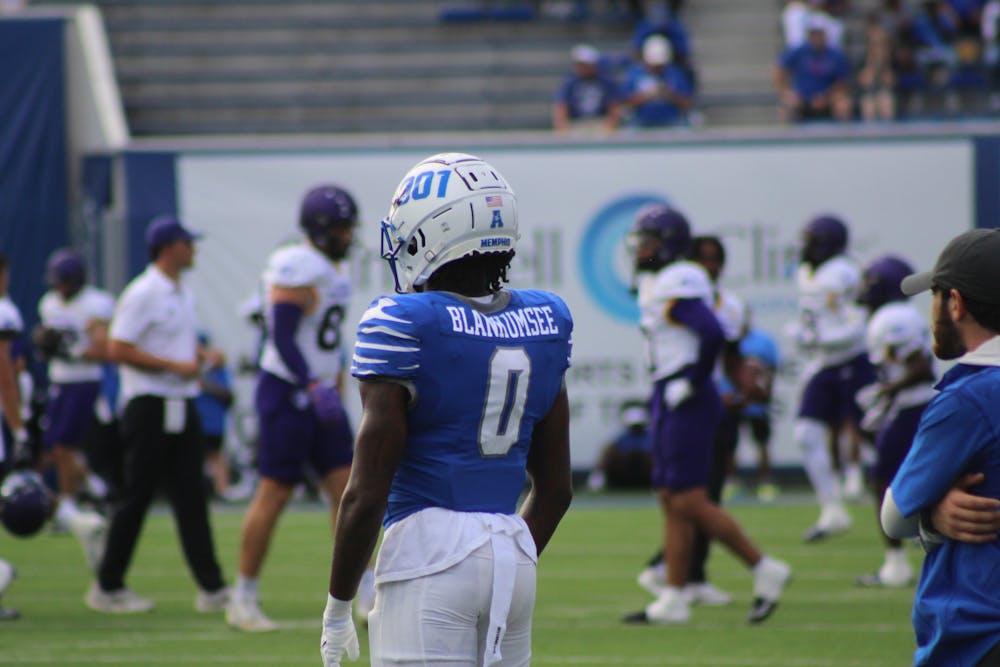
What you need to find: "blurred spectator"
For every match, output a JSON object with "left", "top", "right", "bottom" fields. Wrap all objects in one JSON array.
[
  {"left": 552, "top": 44, "right": 622, "bottom": 135},
  {"left": 738, "top": 328, "right": 781, "bottom": 502},
  {"left": 623, "top": 35, "right": 694, "bottom": 128},
  {"left": 983, "top": 0, "right": 1000, "bottom": 108},
  {"left": 858, "top": 13, "right": 898, "bottom": 120},
  {"left": 774, "top": 19, "right": 852, "bottom": 122},
  {"left": 629, "top": 4, "right": 696, "bottom": 90},
  {"left": 588, "top": 398, "right": 651, "bottom": 490},
  {"left": 195, "top": 332, "right": 234, "bottom": 499},
  {"left": 946, "top": 0, "right": 984, "bottom": 37},
  {"left": 783, "top": 0, "right": 845, "bottom": 49},
  {"left": 911, "top": 2, "right": 960, "bottom": 74}
]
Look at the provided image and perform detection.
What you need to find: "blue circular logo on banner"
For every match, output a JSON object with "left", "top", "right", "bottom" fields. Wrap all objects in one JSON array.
[{"left": 578, "top": 194, "right": 669, "bottom": 323}]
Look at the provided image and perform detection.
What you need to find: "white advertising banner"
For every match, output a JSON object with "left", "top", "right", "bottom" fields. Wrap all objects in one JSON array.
[{"left": 177, "top": 139, "right": 972, "bottom": 470}]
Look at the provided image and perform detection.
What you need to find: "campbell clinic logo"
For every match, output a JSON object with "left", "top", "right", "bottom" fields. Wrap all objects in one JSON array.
[{"left": 578, "top": 193, "right": 669, "bottom": 324}]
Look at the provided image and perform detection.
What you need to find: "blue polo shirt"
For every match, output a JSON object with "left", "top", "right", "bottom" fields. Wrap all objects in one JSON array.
[
  {"left": 554, "top": 73, "right": 620, "bottom": 120},
  {"left": 891, "top": 361, "right": 1000, "bottom": 666},
  {"left": 623, "top": 63, "right": 693, "bottom": 127},
  {"left": 778, "top": 44, "right": 849, "bottom": 101}
]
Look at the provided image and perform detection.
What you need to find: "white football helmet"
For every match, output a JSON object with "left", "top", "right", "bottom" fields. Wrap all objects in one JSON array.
[{"left": 380, "top": 152, "right": 519, "bottom": 293}]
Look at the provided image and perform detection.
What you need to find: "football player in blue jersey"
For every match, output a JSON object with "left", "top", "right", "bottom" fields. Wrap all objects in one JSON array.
[
  {"left": 319, "top": 153, "right": 573, "bottom": 667},
  {"left": 622, "top": 205, "right": 790, "bottom": 626},
  {"left": 854, "top": 256, "right": 935, "bottom": 588},
  {"left": 228, "top": 184, "right": 375, "bottom": 632}
]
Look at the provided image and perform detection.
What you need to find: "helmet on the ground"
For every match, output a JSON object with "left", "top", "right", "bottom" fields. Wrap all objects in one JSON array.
[
  {"left": 0, "top": 470, "right": 56, "bottom": 538},
  {"left": 801, "top": 215, "right": 849, "bottom": 267},
  {"left": 300, "top": 184, "right": 358, "bottom": 260},
  {"left": 380, "top": 153, "right": 518, "bottom": 293},
  {"left": 858, "top": 255, "right": 915, "bottom": 310},
  {"left": 629, "top": 204, "right": 692, "bottom": 272}
]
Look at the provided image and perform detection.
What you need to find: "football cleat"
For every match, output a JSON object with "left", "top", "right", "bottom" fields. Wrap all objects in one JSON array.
[
  {"left": 803, "top": 504, "right": 851, "bottom": 543},
  {"left": 756, "top": 483, "right": 780, "bottom": 503},
  {"left": 685, "top": 582, "right": 733, "bottom": 607},
  {"left": 85, "top": 583, "right": 154, "bottom": 614},
  {"left": 226, "top": 596, "right": 278, "bottom": 632},
  {"left": 636, "top": 565, "right": 666, "bottom": 597},
  {"left": 749, "top": 557, "right": 791, "bottom": 624},
  {"left": 857, "top": 554, "right": 913, "bottom": 588},
  {"left": 195, "top": 586, "right": 231, "bottom": 612},
  {"left": 623, "top": 587, "right": 691, "bottom": 625}
]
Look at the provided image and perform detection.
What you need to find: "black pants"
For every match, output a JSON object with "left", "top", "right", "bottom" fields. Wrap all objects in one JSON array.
[
  {"left": 979, "top": 639, "right": 1000, "bottom": 667},
  {"left": 97, "top": 395, "right": 225, "bottom": 592}
]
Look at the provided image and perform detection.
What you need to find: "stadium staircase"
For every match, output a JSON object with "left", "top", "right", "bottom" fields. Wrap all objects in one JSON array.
[{"left": 36, "top": 0, "right": 785, "bottom": 135}]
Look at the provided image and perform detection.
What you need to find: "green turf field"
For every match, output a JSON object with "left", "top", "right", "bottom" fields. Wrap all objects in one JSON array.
[{"left": 3, "top": 492, "right": 919, "bottom": 666}]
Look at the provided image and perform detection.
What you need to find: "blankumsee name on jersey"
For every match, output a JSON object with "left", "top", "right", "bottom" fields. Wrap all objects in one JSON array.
[{"left": 446, "top": 305, "right": 560, "bottom": 339}]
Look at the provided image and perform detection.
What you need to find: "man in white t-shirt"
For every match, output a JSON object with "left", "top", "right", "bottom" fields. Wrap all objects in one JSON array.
[{"left": 86, "top": 215, "right": 229, "bottom": 615}]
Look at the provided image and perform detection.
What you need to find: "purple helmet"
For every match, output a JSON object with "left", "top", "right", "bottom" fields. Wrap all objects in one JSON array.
[
  {"left": 631, "top": 204, "right": 692, "bottom": 271},
  {"left": 0, "top": 470, "right": 56, "bottom": 538},
  {"left": 45, "top": 248, "right": 86, "bottom": 291},
  {"left": 858, "top": 255, "right": 915, "bottom": 311},
  {"left": 801, "top": 215, "right": 849, "bottom": 267},
  {"left": 299, "top": 184, "right": 357, "bottom": 260}
]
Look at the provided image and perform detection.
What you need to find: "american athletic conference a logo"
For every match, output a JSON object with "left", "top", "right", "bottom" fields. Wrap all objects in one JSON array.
[{"left": 578, "top": 193, "right": 670, "bottom": 324}]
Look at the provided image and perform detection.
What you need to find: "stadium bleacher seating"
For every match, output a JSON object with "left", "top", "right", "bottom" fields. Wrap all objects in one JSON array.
[{"left": 30, "top": 0, "right": 785, "bottom": 135}]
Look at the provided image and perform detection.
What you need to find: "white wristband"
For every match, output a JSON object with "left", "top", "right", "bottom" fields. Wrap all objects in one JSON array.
[{"left": 324, "top": 594, "right": 353, "bottom": 620}]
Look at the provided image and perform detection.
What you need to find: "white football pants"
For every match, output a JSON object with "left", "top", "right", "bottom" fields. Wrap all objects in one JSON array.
[{"left": 369, "top": 537, "right": 537, "bottom": 667}]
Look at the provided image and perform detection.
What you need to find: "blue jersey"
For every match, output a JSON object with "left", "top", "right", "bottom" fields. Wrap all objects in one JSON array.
[
  {"left": 891, "top": 362, "right": 1000, "bottom": 666},
  {"left": 351, "top": 289, "right": 573, "bottom": 527},
  {"left": 195, "top": 365, "right": 232, "bottom": 437}
]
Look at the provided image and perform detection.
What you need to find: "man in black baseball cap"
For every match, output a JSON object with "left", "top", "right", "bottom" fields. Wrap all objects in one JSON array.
[
  {"left": 880, "top": 227, "right": 1000, "bottom": 666},
  {"left": 901, "top": 227, "right": 1000, "bottom": 304},
  {"left": 900, "top": 227, "right": 1000, "bottom": 360}
]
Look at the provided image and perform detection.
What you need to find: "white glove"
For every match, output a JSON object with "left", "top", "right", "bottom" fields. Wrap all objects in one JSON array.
[
  {"left": 321, "top": 594, "right": 359, "bottom": 667},
  {"left": 663, "top": 378, "right": 694, "bottom": 410}
]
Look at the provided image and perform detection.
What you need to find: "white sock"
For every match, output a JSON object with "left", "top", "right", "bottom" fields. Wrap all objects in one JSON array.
[
  {"left": 85, "top": 474, "right": 109, "bottom": 499},
  {"left": 235, "top": 576, "right": 258, "bottom": 601},
  {"left": 885, "top": 547, "right": 906, "bottom": 564},
  {"left": 795, "top": 419, "right": 841, "bottom": 506},
  {"left": 55, "top": 497, "right": 79, "bottom": 524}
]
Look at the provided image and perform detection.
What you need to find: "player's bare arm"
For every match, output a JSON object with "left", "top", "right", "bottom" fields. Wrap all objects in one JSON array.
[
  {"left": 79, "top": 317, "right": 110, "bottom": 362},
  {"left": 328, "top": 379, "right": 409, "bottom": 600},
  {"left": 108, "top": 339, "right": 199, "bottom": 379},
  {"left": 0, "top": 339, "right": 23, "bottom": 432},
  {"left": 521, "top": 385, "right": 573, "bottom": 557},
  {"left": 270, "top": 284, "right": 316, "bottom": 314}
]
